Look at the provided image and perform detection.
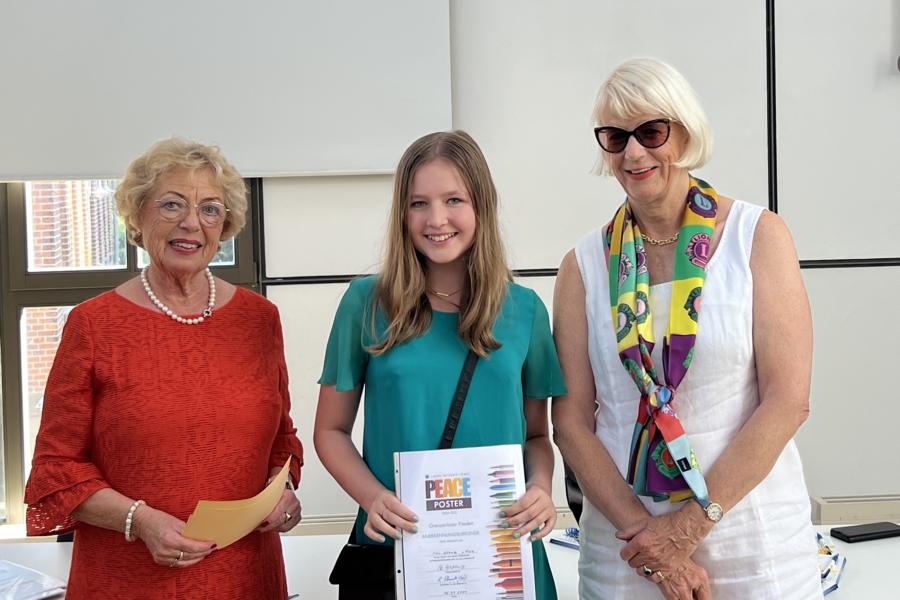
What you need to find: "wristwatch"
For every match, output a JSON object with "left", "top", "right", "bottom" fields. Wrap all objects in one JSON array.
[{"left": 702, "top": 501, "right": 724, "bottom": 523}]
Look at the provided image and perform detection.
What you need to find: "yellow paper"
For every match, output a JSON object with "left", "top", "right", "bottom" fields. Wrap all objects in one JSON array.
[{"left": 182, "top": 458, "right": 291, "bottom": 548}]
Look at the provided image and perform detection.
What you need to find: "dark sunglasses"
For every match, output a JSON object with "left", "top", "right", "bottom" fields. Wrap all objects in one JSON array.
[{"left": 594, "top": 119, "right": 671, "bottom": 153}]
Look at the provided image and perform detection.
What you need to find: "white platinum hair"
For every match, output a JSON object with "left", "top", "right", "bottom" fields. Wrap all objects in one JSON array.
[{"left": 591, "top": 57, "right": 712, "bottom": 176}]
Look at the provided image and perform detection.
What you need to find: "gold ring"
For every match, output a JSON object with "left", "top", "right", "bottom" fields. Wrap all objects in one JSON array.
[
  {"left": 641, "top": 565, "right": 653, "bottom": 577},
  {"left": 657, "top": 571, "right": 666, "bottom": 581},
  {"left": 171, "top": 549, "right": 184, "bottom": 567},
  {"left": 284, "top": 511, "right": 292, "bottom": 523}
]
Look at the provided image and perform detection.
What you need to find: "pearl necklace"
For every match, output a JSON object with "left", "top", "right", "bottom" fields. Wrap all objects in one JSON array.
[{"left": 140, "top": 266, "right": 216, "bottom": 325}]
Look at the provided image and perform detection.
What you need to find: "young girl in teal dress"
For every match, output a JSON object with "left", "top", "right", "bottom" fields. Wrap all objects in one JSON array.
[{"left": 314, "top": 130, "right": 566, "bottom": 599}]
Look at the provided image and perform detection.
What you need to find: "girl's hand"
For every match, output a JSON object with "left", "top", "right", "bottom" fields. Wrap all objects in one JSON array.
[
  {"left": 499, "top": 484, "right": 557, "bottom": 541},
  {"left": 257, "top": 488, "right": 302, "bottom": 533},
  {"left": 364, "top": 489, "right": 418, "bottom": 542},
  {"left": 133, "top": 505, "right": 216, "bottom": 568}
]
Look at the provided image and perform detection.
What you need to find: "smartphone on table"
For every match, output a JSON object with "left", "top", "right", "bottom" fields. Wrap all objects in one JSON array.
[{"left": 830, "top": 521, "right": 900, "bottom": 543}]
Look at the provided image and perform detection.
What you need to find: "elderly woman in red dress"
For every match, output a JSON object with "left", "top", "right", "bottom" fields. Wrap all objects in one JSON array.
[{"left": 24, "top": 138, "right": 303, "bottom": 599}]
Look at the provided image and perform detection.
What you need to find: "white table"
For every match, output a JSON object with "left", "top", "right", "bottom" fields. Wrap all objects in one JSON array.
[{"left": 0, "top": 528, "right": 894, "bottom": 598}]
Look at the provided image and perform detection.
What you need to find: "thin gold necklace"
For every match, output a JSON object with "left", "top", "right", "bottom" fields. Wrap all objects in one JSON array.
[
  {"left": 429, "top": 286, "right": 464, "bottom": 298},
  {"left": 427, "top": 287, "right": 463, "bottom": 310},
  {"left": 640, "top": 232, "right": 680, "bottom": 246}
]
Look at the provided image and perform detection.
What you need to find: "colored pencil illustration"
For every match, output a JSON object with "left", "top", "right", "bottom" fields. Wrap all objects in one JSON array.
[
  {"left": 490, "top": 483, "right": 517, "bottom": 490},
  {"left": 485, "top": 461, "right": 526, "bottom": 599},
  {"left": 491, "top": 568, "right": 523, "bottom": 575},
  {"left": 493, "top": 558, "right": 522, "bottom": 568},
  {"left": 496, "top": 578, "right": 524, "bottom": 591}
]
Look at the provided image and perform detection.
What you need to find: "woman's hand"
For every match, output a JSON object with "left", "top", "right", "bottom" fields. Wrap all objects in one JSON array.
[
  {"left": 617, "top": 510, "right": 710, "bottom": 573},
  {"left": 638, "top": 557, "right": 711, "bottom": 600},
  {"left": 364, "top": 488, "right": 418, "bottom": 543},
  {"left": 500, "top": 484, "right": 557, "bottom": 541},
  {"left": 133, "top": 505, "right": 216, "bottom": 568},
  {"left": 257, "top": 488, "right": 302, "bottom": 533}
]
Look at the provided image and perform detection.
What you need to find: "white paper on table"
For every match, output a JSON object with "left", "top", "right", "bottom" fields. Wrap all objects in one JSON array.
[
  {"left": 394, "top": 444, "right": 535, "bottom": 600},
  {"left": 0, "top": 560, "right": 66, "bottom": 600}
]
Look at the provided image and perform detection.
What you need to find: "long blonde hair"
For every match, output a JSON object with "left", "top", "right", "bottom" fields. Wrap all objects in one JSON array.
[{"left": 369, "top": 130, "right": 511, "bottom": 357}]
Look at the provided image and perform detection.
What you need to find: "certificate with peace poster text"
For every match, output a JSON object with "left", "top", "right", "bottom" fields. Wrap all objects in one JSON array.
[{"left": 393, "top": 444, "right": 536, "bottom": 600}]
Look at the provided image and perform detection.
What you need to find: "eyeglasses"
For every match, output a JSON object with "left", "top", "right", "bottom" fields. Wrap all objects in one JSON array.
[
  {"left": 154, "top": 197, "right": 230, "bottom": 227},
  {"left": 594, "top": 119, "right": 671, "bottom": 153}
]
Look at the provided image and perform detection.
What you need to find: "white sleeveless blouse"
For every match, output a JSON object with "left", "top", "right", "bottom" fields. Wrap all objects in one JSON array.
[{"left": 574, "top": 200, "right": 823, "bottom": 599}]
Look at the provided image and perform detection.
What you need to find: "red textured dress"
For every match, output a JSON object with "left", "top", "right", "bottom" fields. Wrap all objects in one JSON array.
[{"left": 24, "top": 288, "right": 304, "bottom": 600}]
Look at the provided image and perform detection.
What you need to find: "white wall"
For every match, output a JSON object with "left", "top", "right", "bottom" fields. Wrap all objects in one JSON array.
[
  {"left": 267, "top": 283, "right": 360, "bottom": 518},
  {"left": 264, "top": 176, "right": 392, "bottom": 277},
  {"left": 796, "top": 267, "right": 900, "bottom": 497},
  {"left": 774, "top": 1, "right": 900, "bottom": 497},
  {"left": 775, "top": 0, "right": 900, "bottom": 260}
]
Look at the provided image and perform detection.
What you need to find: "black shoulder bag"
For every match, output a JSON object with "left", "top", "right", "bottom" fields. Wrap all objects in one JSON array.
[{"left": 329, "top": 350, "right": 479, "bottom": 599}]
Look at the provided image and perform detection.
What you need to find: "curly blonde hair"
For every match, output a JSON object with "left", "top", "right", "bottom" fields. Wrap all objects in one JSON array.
[{"left": 115, "top": 137, "right": 248, "bottom": 247}]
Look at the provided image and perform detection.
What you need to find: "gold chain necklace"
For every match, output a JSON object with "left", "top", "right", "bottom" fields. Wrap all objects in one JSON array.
[
  {"left": 429, "top": 286, "right": 463, "bottom": 298},
  {"left": 428, "top": 287, "right": 463, "bottom": 310},
  {"left": 640, "top": 232, "right": 680, "bottom": 246}
]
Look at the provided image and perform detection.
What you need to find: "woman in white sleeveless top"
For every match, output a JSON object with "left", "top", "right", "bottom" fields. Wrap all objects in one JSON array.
[{"left": 552, "top": 58, "right": 823, "bottom": 599}]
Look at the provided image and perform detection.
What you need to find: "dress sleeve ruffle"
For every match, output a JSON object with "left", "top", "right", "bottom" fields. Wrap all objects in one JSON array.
[
  {"left": 268, "top": 307, "right": 304, "bottom": 487},
  {"left": 318, "top": 278, "right": 372, "bottom": 392},
  {"left": 25, "top": 466, "right": 109, "bottom": 536},
  {"left": 523, "top": 291, "right": 568, "bottom": 400},
  {"left": 23, "top": 306, "right": 111, "bottom": 536}
]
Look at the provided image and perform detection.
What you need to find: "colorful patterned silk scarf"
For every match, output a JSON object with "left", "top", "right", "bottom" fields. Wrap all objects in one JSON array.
[{"left": 603, "top": 176, "right": 717, "bottom": 504}]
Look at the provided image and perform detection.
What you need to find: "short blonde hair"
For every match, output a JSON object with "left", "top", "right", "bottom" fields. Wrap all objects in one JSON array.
[
  {"left": 115, "top": 137, "right": 248, "bottom": 247},
  {"left": 591, "top": 58, "right": 712, "bottom": 176}
]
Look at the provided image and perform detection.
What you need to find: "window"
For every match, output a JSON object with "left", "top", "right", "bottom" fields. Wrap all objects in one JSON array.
[
  {"left": 0, "top": 179, "right": 259, "bottom": 524},
  {"left": 25, "top": 180, "right": 126, "bottom": 272}
]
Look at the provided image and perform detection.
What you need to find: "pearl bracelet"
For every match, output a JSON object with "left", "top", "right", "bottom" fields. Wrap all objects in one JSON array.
[{"left": 124, "top": 499, "right": 145, "bottom": 542}]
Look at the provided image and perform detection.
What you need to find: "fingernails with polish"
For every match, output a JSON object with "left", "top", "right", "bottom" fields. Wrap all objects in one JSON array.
[
  {"left": 411, "top": 526, "right": 418, "bottom": 534},
  {"left": 412, "top": 515, "right": 420, "bottom": 522},
  {"left": 513, "top": 531, "right": 521, "bottom": 539},
  {"left": 500, "top": 522, "right": 510, "bottom": 529},
  {"left": 498, "top": 511, "right": 506, "bottom": 518},
  {"left": 394, "top": 532, "right": 402, "bottom": 540}
]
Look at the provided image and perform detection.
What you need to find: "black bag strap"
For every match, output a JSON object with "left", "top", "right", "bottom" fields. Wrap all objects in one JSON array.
[
  {"left": 439, "top": 349, "right": 479, "bottom": 450},
  {"left": 340, "top": 349, "right": 478, "bottom": 552}
]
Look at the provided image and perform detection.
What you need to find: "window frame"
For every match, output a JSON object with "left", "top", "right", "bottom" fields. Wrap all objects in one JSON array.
[{"left": 0, "top": 179, "right": 261, "bottom": 524}]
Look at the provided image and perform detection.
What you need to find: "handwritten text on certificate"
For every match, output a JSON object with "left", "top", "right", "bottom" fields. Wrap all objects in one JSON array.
[{"left": 394, "top": 444, "right": 535, "bottom": 600}]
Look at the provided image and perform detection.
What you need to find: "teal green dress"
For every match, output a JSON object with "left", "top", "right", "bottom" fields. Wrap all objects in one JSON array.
[{"left": 319, "top": 276, "right": 566, "bottom": 599}]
